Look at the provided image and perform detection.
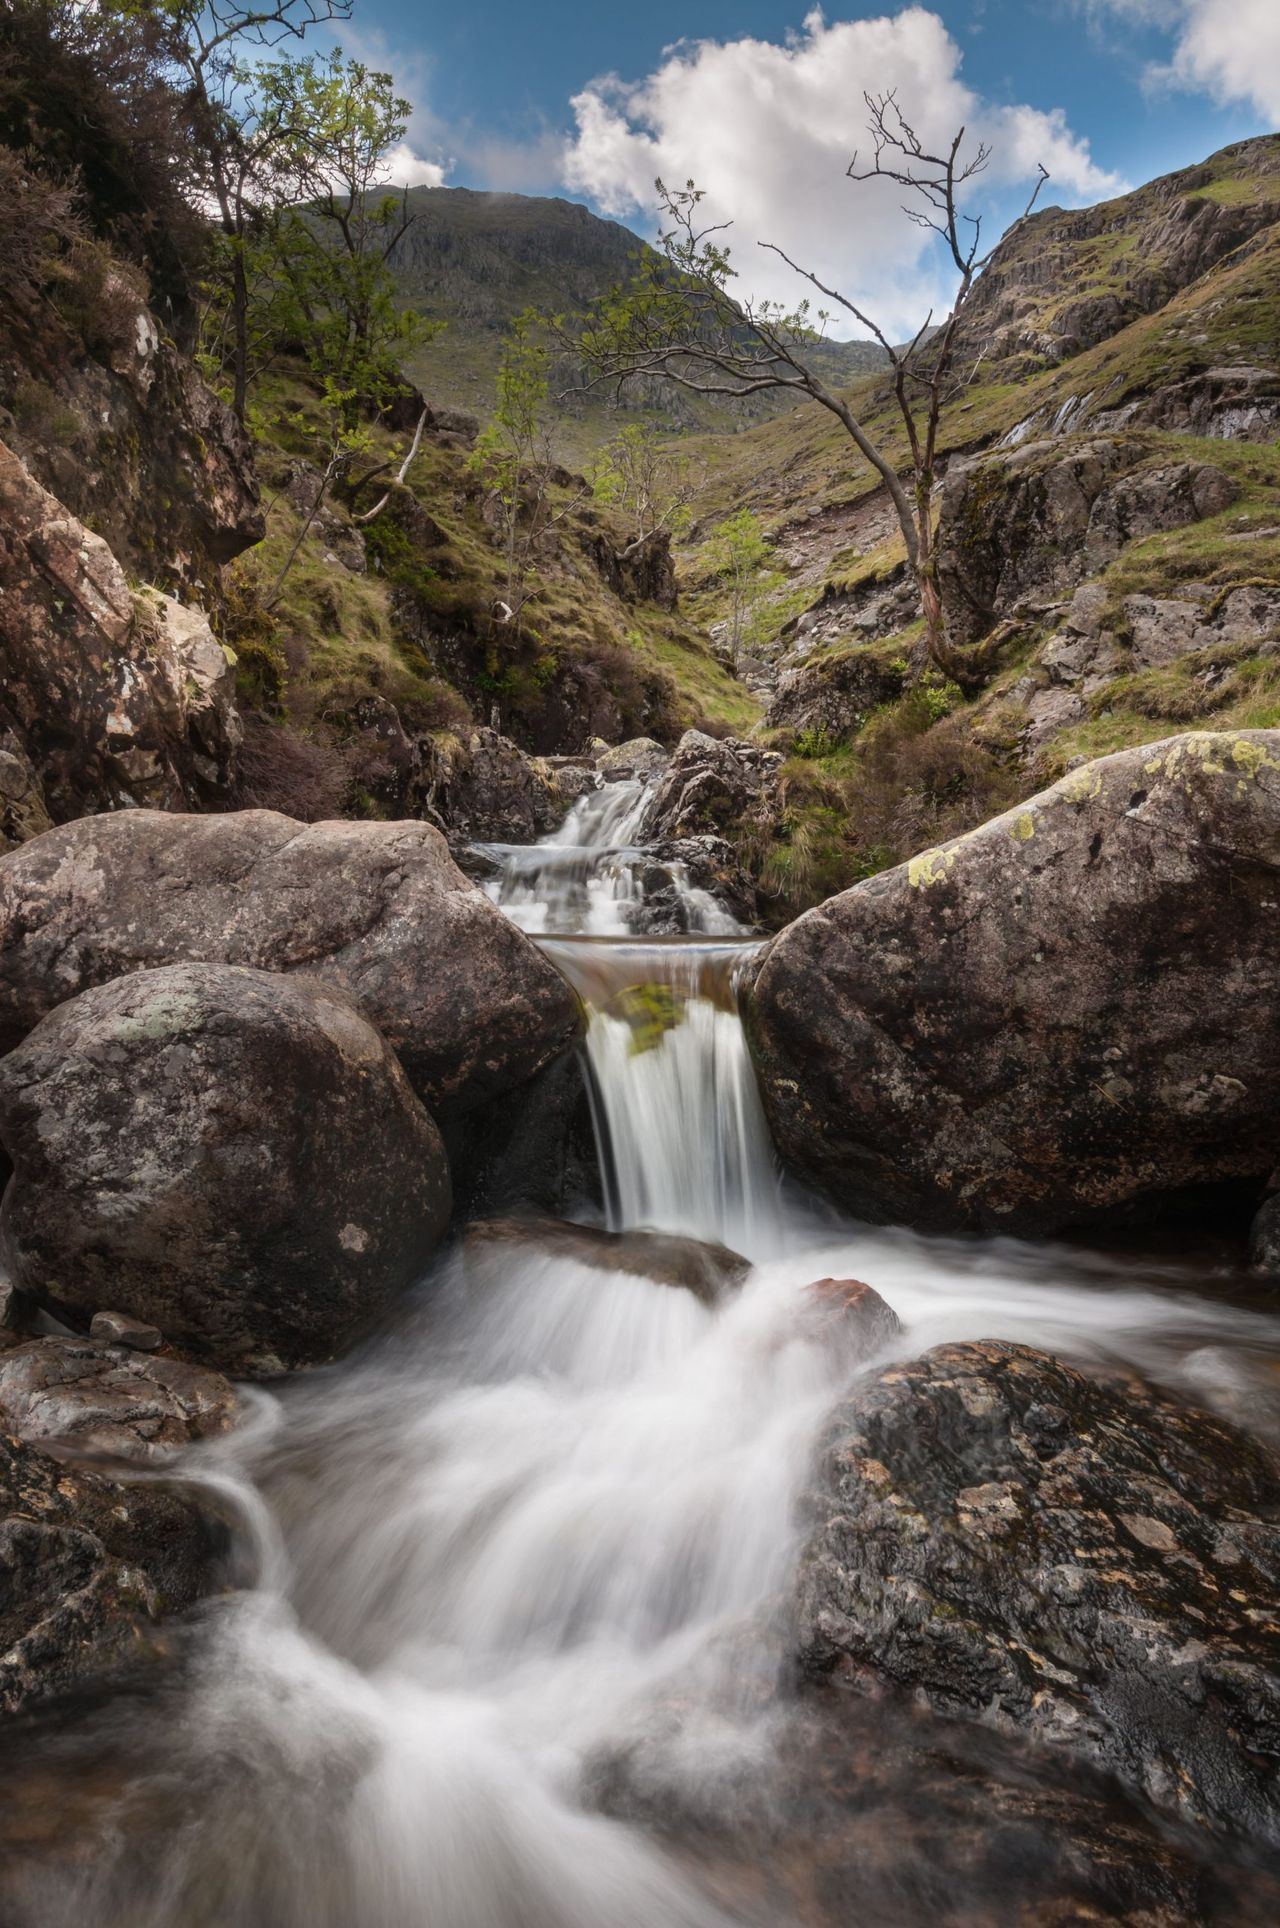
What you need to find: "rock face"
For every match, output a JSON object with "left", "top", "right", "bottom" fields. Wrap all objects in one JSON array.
[
  {"left": 765, "top": 641, "right": 909, "bottom": 740},
  {"left": 747, "top": 732, "right": 1280, "bottom": 1235},
  {"left": 0, "top": 441, "right": 242, "bottom": 843},
  {"left": 935, "top": 438, "right": 1236, "bottom": 654},
  {"left": 0, "top": 809, "right": 580, "bottom": 1115},
  {"left": 0, "top": 1429, "right": 218, "bottom": 1715},
  {"left": 423, "top": 727, "right": 571, "bottom": 844},
  {"left": 796, "top": 1341, "right": 1280, "bottom": 1843},
  {"left": 637, "top": 731, "right": 781, "bottom": 843},
  {"left": 3, "top": 284, "right": 261, "bottom": 586},
  {"left": 0, "top": 964, "right": 451, "bottom": 1372},
  {"left": 0, "top": 1338, "right": 236, "bottom": 1461}
]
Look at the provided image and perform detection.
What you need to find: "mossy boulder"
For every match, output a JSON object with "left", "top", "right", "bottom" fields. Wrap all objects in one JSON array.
[{"left": 747, "top": 731, "right": 1280, "bottom": 1235}]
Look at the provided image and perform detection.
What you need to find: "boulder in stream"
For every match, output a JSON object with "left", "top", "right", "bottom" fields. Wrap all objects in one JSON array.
[
  {"left": 0, "top": 1337, "right": 236, "bottom": 1462},
  {"left": 748, "top": 731, "right": 1280, "bottom": 1235},
  {"left": 0, "top": 808, "right": 581, "bottom": 1117},
  {"left": 464, "top": 1217, "right": 750, "bottom": 1306},
  {"left": 796, "top": 1340, "right": 1280, "bottom": 1843},
  {"left": 0, "top": 1427, "right": 220, "bottom": 1716},
  {"left": 0, "top": 963, "right": 452, "bottom": 1373}
]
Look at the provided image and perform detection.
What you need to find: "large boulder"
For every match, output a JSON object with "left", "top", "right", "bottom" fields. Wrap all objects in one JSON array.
[
  {"left": 0, "top": 1429, "right": 218, "bottom": 1715},
  {"left": 0, "top": 963, "right": 451, "bottom": 1372},
  {"left": 0, "top": 441, "right": 242, "bottom": 836},
  {"left": 747, "top": 732, "right": 1280, "bottom": 1235},
  {"left": 0, "top": 809, "right": 580, "bottom": 1115},
  {"left": 796, "top": 1341, "right": 1280, "bottom": 1843}
]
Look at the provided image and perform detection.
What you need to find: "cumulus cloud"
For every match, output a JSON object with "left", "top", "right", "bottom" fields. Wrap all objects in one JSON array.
[
  {"left": 1080, "top": 0, "right": 1280, "bottom": 123},
  {"left": 381, "top": 142, "right": 448, "bottom": 189},
  {"left": 561, "top": 7, "right": 1124, "bottom": 338}
]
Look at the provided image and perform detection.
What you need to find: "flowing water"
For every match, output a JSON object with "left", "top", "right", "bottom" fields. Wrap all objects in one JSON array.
[{"left": 5, "top": 773, "right": 1280, "bottom": 1925}]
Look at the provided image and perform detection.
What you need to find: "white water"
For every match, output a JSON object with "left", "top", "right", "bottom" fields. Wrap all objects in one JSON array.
[{"left": 9, "top": 774, "right": 1280, "bottom": 1926}]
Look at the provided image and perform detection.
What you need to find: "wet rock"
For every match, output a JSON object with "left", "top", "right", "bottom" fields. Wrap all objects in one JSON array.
[
  {"left": 0, "top": 809, "right": 580, "bottom": 1116},
  {"left": 423, "top": 726, "right": 570, "bottom": 844},
  {"left": 0, "top": 442, "right": 242, "bottom": 832},
  {"left": 448, "top": 1054, "right": 602, "bottom": 1222},
  {"left": 464, "top": 1217, "right": 750, "bottom": 1306},
  {"left": 0, "top": 1338, "right": 235, "bottom": 1460},
  {"left": 0, "top": 963, "right": 452, "bottom": 1373},
  {"left": 795, "top": 1340, "right": 1280, "bottom": 1843},
  {"left": 597, "top": 738, "right": 670, "bottom": 782},
  {"left": 799, "top": 1278, "right": 901, "bottom": 1352},
  {"left": 89, "top": 1312, "right": 161, "bottom": 1352},
  {"left": 637, "top": 731, "right": 781, "bottom": 844},
  {"left": 747, "top": 732, "right": 1280, "bottom": 1235},
  {"left": 0, "top": 1430, "right": 219, "bottom": 1715}
]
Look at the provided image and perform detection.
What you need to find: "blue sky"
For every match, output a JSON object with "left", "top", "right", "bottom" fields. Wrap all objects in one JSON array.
[{"left": 333, "top": 2, "right": 1279, "bottom": 334}]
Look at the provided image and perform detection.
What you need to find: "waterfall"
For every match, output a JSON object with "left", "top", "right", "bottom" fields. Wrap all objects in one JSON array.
[{"left": 9, "top": 775, "right": 1280, "bottom": 1928}]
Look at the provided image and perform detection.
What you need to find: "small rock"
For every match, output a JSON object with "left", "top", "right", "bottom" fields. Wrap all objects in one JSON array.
[
  {"left": 90, "top": 1310, "right": 162, "bottom": 1352},
  {"left": 464, "top": 1217, "right": 750, "bottom": 1306},
  {"left": 800, "top": 1276, "right": 901, "bottom": 1351}
]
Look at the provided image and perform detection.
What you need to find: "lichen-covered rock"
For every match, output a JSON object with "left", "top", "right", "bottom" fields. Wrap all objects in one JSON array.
[
  {"left": 796, "top": 1341, "right": 1280, "bottom": 1843},
  {"left": 747, "top": 732, "right": 1280, "bottom": 1234},
  {"left": 0, "top": 1338, "right": 236, "bottom": 1461},
  {"left": 0, "top": 1430, "right": 219, "bottom": 1715},
  {"left": 935, "top": 438, "right": 1236, "bottom": 653},
  {"left": 423, "top": 726, "right": 571, "bottom": 844},
  {"left": 0, "top": 442, "right": 242, "bottom": 831},
  {"left": 0, "top": 963, "right": 452, "bottom": 1372},
  {"left": 0, "top": 809, "right": 580, "bottom": 1115}
]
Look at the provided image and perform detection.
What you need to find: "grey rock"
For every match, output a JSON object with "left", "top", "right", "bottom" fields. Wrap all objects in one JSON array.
[
  {"left": 0, "top": 963, "right": 452, "bottom": 1372},
  {"left": 90, "top": 1311, "right": 162, "bottom": 1352},
  {"left": 0, "top": 1336, "right": 235, "bottom": 1459},
  {"left": 464, "top": 1217, "right": 750, "bottom": 1306},
  {"left": 747, "top": 731, "right": 1280, "bottom": 1235},
  {"left": 796, "top": 1340, "right": 1280, "bottom": 1843},
  {"left": 0, "top": 808, "right": 580, "bottom": 1116}
]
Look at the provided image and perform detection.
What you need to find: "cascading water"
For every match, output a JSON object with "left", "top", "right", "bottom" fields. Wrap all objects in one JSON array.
[{"left": 6, "top": 770, "right": 1280, "bottom": 1927}]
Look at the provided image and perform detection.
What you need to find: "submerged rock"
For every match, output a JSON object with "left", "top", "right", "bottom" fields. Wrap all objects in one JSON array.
[
  {"left": 0, "top": 963, "right": 451, "bottom": 1372},
  {"left": 0, "top": 808, "right": 580, "bottom": 1116},
  {"left": 796, "top": 1340, "right": 1280, "bottom": 1843},
  {"left": 463, "top": 1217, "right": 750, "bottom": 1306},
  {"left": 748, "top": 731, "right": 1280, "bottom": 1235},
  {"left": 0, "top": 1430, "right": 219, "bottom": 1716}
]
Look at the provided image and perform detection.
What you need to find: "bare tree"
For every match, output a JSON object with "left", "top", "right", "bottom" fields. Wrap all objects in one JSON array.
[{"left": 567, "top": 94, "right": 1049, "bottom": 685}]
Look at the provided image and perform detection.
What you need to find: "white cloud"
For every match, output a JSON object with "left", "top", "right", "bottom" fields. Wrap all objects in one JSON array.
[
  {"left": 1080, "top": 0, "right": 1280, "bottom": 122},
  {"left": 1163, "top": 0, "right": 1280, "bottom": 122},
  {"left": 561, "top": 7, "right": 1124, "bottom": 338},
  {"left": 381, "top": 142, "right": 449, "bottom": 189}
]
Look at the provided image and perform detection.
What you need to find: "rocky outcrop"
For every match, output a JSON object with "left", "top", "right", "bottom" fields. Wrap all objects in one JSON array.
[
  {"left": 0, "top": 809, "right": 580, "bottom": 1115},
  {"left": 747, "top": 732, "right": 1280, "bottom": 1235},
  {"left": 765, "top": 641, "right": 909, "bottom": 740},
  {"left": 935, "top": 437, "right": 1237, "bottom": 653},
  {"left": 952, "top": 136, "right": 1280, "bottom": 374},
  {"left": 464, "top": 1217, "right": 750, "bottom": 1306},
  {"left": 2, "top": 281, "right": 261, "bottom": 587},
  {"left": 595, "top": 737, "right": 669, "bottom": 782},
  {"left": 0, "top": 442, "right": 242, "bottom": 842},
  {"left": 637, "top": 731, "right": 782, "bottom": 843},
  {"left": 0, "top": 1338, "right": 235, "bottom": 1462},
  {"left": 0, "top": 1428, "right": 219, "bottom": 1715},
  {"left": 422, "top": 726, "right": 572, "bottom": 844},
  {"left": 0, "top": 963, "right": 451, "bottom": 1372},
  {"left": 796, "top": 1341, "right": 1280, "bottom": 1842},
  {"left": 588, "top": 530, "right": 679, "bottom": 610}
]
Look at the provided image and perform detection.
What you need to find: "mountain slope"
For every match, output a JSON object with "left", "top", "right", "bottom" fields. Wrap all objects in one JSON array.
[{"left": 391, "top": 186, "right": 887, "bottom": 455}]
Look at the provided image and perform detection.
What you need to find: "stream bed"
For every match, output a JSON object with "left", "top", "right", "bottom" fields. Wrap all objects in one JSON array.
[{"left": 3, "top": 777, "right": 1280, "bottom": 1925}]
